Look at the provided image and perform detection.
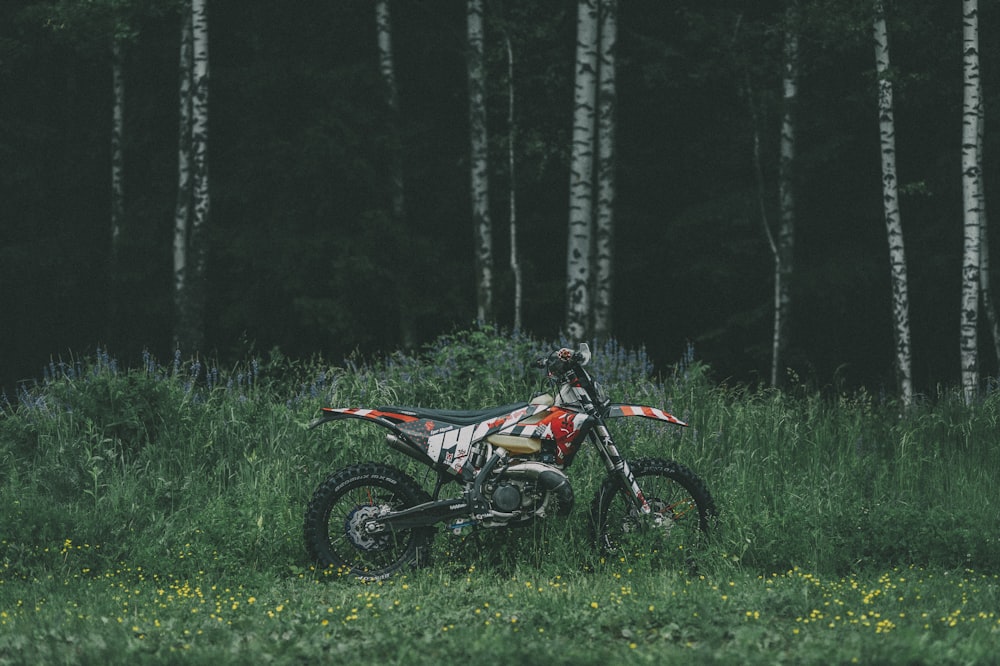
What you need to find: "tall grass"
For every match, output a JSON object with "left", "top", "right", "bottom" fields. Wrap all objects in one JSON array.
[
  {"left": 2, "top": 327, "right": 999, "bottom": 583},
  {"left": 3, "top": 328, "right": 1000, "bottom": 664}
]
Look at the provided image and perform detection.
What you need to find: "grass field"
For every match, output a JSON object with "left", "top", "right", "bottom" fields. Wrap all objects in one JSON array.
[
  {"left": 2, "top": 328, "right": 999, "bottom": 664},
  {"left": 3, "top": 547, "right": 998, "bottom": 664}
]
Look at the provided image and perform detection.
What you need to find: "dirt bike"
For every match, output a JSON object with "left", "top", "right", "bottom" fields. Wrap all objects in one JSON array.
[{"left": 304, "top": 344, "right": 716, "bottom": 580}]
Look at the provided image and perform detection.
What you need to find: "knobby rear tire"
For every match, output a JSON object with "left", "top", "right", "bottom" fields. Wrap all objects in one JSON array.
[
  {"left": 590, "top": 457, "right": 717, "bottom": 570},
  {"left": 304, "top": 462, "right": 434, "bottom": 581}
]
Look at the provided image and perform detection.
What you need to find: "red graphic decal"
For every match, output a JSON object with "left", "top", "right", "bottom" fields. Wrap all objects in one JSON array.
[
  {"left": 320, "top": 407, "right": 419, "bottom": 423},
  {"left": 548, "top": 413, "right": 576, "bottom": 444},
  {"left": 424, "top": 420, "right": 436, "bottom": 432}
]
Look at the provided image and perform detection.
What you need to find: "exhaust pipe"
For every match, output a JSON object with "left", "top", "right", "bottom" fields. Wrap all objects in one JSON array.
[
  {"left": 386, "top": 434, "right": 430, "bottom": 465},
  {"left": 501, "top": 462, "right": 574, "bottom": 516}
]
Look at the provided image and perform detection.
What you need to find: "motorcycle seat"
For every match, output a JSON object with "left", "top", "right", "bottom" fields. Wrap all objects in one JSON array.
[{"left": 377, "top": 402, "right": 531, "bottom": 426}]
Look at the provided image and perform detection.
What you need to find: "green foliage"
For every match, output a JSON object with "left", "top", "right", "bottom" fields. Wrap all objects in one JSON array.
[
  {"left": 2, "top": 330, "right": 1000, "bottom": 662},
  {"left": 2, "top": 329, "right": 998, "bottom": 582},
  {"left": 1, "top": 557, "right": 998, "bottom": 664}
]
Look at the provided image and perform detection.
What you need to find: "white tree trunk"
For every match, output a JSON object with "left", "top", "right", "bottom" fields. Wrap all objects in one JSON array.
[
  {"left": 173, "top": 0, "right": 193, "bottom": 348},
  {"left": 975, "top": 64, "right": 1000, "bottom": 370},
  {"left": 593, "top": 0, "right": 617, "bottom": 340},
  {"left": 960, "top": 0, "right": 982, "bottom": 403},
  {"left": 873, "top": 1, "right": 914, "bottom": 406},
  {"left": 110, "top": 36, "right": 125, "bottom": 256},
  {"left": 505, "top": 33, "right": 522, "bottom": 331},
  {"left": 375, "top": 0, "right": 405, "bottom": 223},
  {"left": 771, "top": 4, "right": 798, "bottom": 388},
  {"left": 190, "top": 0, "right": 210, "bottom": 278},
  {"left": 566, "top": 0, "right": 599, "bottom": 342},
  {"left": 375, "top": 0, "right": 416, "bottom": 348},
  {"left": 175, "top": 0, "right": 210, "bottom": 352},
  {"left": 467, "top": 0, "right": 493, "bottom": 323}
]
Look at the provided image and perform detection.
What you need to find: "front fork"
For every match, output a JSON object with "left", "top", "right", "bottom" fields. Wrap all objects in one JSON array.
[{"left": 593, "top": 423, "right": 652, "bottom": 515}]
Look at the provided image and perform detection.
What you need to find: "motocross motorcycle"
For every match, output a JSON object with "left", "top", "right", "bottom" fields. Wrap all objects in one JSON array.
[{"left": 304, "top": 344, "right": 716, "bottom": 580}]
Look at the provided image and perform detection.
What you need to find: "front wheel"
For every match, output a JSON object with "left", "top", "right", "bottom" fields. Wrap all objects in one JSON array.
[
  {"left": 590, "top": 458, "right": 716, "bottom": 568},
  {"left": 304, "top": 463, "right": 434, "bottom": 581}
]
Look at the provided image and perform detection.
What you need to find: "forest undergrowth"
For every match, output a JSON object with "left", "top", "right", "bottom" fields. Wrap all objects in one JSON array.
[{"left": 1, "top": 327, "right": 998, "bottom": 664}]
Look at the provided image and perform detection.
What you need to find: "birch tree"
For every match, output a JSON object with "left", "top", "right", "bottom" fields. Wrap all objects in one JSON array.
[
  {"left": 978, "top": 102, "right": 1000, "bottom": 366},
  {"left": 733, "top": 14, "right": 776, "bottom": 383},
  {"left": 592, "top": 0, "right": 617, "bottom": 340},
  {"left": 39, "top": 2, "right": 128, "bottom": 257},
  {"left": 504, "top": 32, "right": 523, "bottom": 331},
  {"left": 110, "top": 34, "right": 125, "bottom": 266},
  {"left": 375, "top": 0, "right": 417, "bottom": 348},
  {"left": 873, "top": 0, "right": 914, "bottom": 405},
  {"left": 768, "top": 2, "right": 798, "bottom": 388},
  {"left": 376, "top": 0, "right": 405, "bottom": 224},
  {"left": 173, "top": 0, "right": 193, "bottom": 348},
  {"left": 103, "top": 23, "right": 128, "bottom": 340},
  {"left": 467, "top": 0, "right": 493, "bottom": 323},
  {"left": 174, "top": 0, "right": 211, "bottom": 352},
  {"left": 566, "top": 0, "right": 599, "bottom": 342},
  {"left": 38, "top": 0, "right": 133, "bottom": 333},
  {"left": 960, "top": 0, "right": 982, "bottom": 403}
]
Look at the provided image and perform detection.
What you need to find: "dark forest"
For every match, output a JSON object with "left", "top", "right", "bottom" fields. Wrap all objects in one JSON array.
[{"left": 2, "top": 0, "right": 999, "bottom": 398}]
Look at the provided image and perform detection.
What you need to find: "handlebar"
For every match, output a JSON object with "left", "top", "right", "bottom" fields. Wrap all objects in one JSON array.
[{"left": 534, "top": 344, "right": 592, "bottom": 374}]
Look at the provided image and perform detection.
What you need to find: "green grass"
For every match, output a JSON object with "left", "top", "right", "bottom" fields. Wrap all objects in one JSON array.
[
  {"left": 2, "top": 328, "right": 1000, "bottom": 663},
  {"left": 2, "top": 553, "right": 998, "bottom": 664}
]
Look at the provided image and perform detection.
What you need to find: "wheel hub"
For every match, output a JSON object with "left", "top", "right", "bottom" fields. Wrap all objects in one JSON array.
[
  {"left": 649, "top": 499, "right": 675, "bottom": 537},
  {"left": 622, "top": 498, "right": 674, "bottom": 538},
  {"left": 345, "top": 505, "right": 388, "bottom": 551}
]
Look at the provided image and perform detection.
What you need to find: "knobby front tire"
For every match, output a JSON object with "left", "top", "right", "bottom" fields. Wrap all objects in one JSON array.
[
  {"left": 590, "top": 457, "right": 717, "bottom": 569},
  {"left": 304, "top": 462, "right": 434, "bottom": 581}
]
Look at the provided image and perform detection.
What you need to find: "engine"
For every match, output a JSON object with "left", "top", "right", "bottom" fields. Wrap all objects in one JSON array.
[{"left": 481, "top": 461, "right": 574, "bottom": 527}]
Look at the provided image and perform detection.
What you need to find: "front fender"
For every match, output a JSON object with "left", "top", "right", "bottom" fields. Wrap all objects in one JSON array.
[{"left": 606, "top": 404, "right": 687, "bottom": 427}]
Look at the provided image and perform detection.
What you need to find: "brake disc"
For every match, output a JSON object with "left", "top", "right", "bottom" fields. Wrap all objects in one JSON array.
[{"left": 344, "top": 505, "right": 389, "bottom": 551}]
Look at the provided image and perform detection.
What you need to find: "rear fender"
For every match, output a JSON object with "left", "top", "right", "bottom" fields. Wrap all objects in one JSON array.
[
  {"left": 309, "top": 407, "right": 428, "bottom": 459},
  {"left": 309, "top": 407, "right": 419, "bottom": 436},
  {"left": 606, "top": 404, "right": 687, "bottom": 427},
  {"left": 309, "top": 407, "right": 471, "bottom": 477}
]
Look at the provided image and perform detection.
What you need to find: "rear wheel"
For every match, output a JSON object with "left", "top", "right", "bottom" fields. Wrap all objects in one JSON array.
[
  {"left": 304, "top": 463, "right": 434, "bottom": 581},
  {"left": 590, "top": 458, "right": 716, "bottom": 569}
]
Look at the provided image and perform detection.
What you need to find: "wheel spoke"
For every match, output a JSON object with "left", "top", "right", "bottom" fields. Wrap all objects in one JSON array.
[
  {"left": 304, "top": 463, "right": 433, "bottom": 580},
  {"left": 591, "top": 458, "right": 716, "bottom": 569}
]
